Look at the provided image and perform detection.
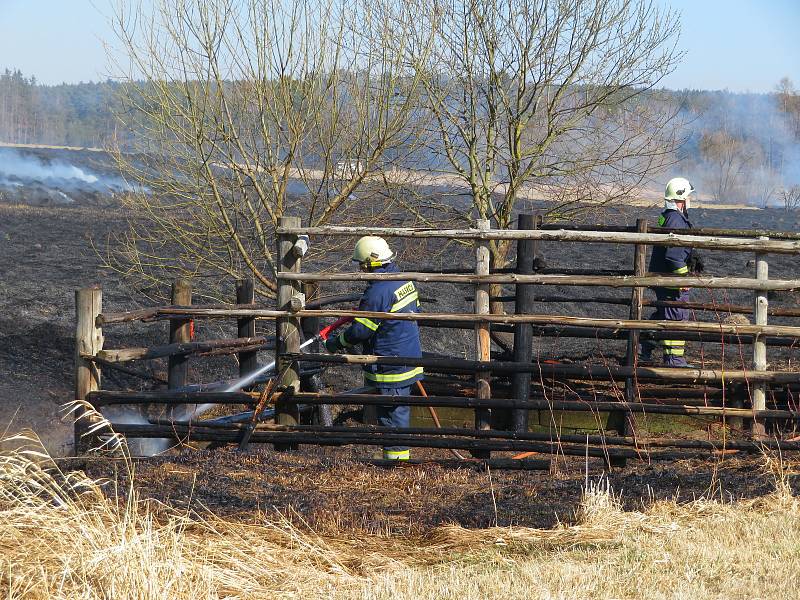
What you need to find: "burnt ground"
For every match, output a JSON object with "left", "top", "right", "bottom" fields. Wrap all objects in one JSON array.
[
  {"left": 2, "top": 177, "right": 800, "bottom": 529},
  {"left": 61, "top": 450, "right": 800, "bottom": 533}
]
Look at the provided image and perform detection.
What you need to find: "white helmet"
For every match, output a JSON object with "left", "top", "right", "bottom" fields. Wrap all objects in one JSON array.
[
  {"left": 352, "top": 236, "right": 395, "bottom": 267},
  {"left": 664, "top": 177, "right": 694, "bottom": 210}
]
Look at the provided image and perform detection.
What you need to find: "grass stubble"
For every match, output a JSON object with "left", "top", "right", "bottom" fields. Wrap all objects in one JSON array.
[{"left": 0, "top": 424, "right": 798, "bottom": 599}]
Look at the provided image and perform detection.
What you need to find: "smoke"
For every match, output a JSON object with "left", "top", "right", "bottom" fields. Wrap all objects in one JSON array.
[
  {"left": 0, "top": 150, "right": 99, "bottom": 184},
  {"left": 672, "top": 90, "right": 800, "bottom": 206},
  {"left": 0, "top": 147, "right": 138, "bottom": 204}
]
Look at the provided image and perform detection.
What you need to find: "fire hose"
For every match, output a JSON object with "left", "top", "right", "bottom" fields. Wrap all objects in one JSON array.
[
  {"left": 174, "top": 317, "right": 355, "bottom": 423},
  {"left": 417, "top": 380, "right": 465, "bottom": 460},
  {"left": 237, "top": 317, "right": 354, "bottom": 450}
]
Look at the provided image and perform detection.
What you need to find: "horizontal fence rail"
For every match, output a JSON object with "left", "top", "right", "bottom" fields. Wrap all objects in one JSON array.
[
  {"left": 87, "top": 390, "right": 800, "bottom": 421},
  {"left": 106, "top": 423, "right": 742, "bottom": 462},
  {"left": 137, "top": 422, "right": 800, "bottom": 452},
  {"left": 276, "top": 271, "right": 800, "bottom": 291},
  {"left": 539, "top": 224, "right": 800, "bottom": 241},
  {"left": 290, "top": 353, "right": 800, "bottom": 384},
  {"left": 277, "top": 225, "right": 800, "bottom": 254},
  {"left": 102, "top": 307, "right": 800, "bottom": 339}
]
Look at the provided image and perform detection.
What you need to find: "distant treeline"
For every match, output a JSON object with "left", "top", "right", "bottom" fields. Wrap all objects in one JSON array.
[
  {"left": 0, "top": 69, "right": 119, "bottom": 148},
  {"left": 1, "top": 67, "right": 799, "bottom": 203}
]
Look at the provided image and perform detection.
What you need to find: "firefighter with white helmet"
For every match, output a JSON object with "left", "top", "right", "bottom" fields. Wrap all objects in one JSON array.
[
  {"left": 640, "top": 177, "right": 704, "bottom": 367},
  {"left": 324, "top": 235, "right": 423, "bottom": 460},
  {"left": 352, "top": 235, "right": 395, "bottom": 267}
]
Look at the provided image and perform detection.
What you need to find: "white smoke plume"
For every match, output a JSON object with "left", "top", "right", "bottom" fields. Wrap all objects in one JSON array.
[
  {"left": 0, "top": 150, "right": 99, "bottom": 184},
  {"left": 0, "top": 147, "right": 138, "bottom": 204}
]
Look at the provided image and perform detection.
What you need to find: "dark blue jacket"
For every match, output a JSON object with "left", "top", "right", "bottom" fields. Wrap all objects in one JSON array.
[
  {"left": 338, "top": 263, "right": 423, "bottom": 389},
  {"left": 649, "top": 209, "right": 693, "bottom": 274}
]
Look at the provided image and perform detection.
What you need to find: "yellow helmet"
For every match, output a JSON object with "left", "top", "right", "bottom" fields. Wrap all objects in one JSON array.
[{"left": 352, "top": 236, "right": 395, "bottom": 267}]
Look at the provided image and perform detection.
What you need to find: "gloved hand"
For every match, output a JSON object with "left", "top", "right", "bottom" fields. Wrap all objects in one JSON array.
[
  {"left": 687, "top": 253, "right": 705, "bottom": 274},
  {"left": 324, "top": 335, "right": 344, "bottom": 354}
]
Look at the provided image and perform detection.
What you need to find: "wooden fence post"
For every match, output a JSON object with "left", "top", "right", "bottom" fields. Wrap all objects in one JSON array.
[
  {"left": 168, "top": 279, "right": 192, "bottom": 389},
  {"left": 752, "top": 238, "right": 769, "bottom": 438},
  {"left": 474, "top": 219, "right": 492, "bottom": 458},
  {"left": 74, "top": 286, "right": 103, "bottom": 455},
  {"left": 236, "top": 278, "right": 258, "bottom": 379},
  {"left": 275, "top": 216, "right": 302, "bottom": 447},
  {"left": 606, "top": 220, "right": 648, "bottom": 467},
  {"left": 511, "top": 214, "right": 538, "bottom": 433},
  {"left": 623, "top": 219, "right": 648, "bottom": 423},
  {"left": 301, "top": 281, "right": 331, "bottom": 425}
]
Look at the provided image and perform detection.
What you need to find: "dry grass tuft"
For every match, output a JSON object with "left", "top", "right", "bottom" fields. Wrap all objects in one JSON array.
[
  {"left": 425, "top": 477, "right": 674, "bottom": 555},
  {"left": 0, "top": 432, "right": 357, "bottom": 598}
]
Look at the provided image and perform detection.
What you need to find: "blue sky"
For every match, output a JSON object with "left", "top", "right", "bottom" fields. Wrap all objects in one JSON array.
[{"left": 0, "top": 0, "right": 798, "bottom": 92}]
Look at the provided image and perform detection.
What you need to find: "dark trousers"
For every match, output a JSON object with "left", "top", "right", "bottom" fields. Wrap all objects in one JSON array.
[
  {"left": 376, "top": 386, "right": 411, "bottom": 453},
  {"left": 643, "top": 287, "right": 690, "bottom": 362}
]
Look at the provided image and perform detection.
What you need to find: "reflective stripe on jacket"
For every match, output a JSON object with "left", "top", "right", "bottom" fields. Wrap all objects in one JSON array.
[
  {"left": 340, "top": 262, "right": 423, "bottom": 389},
  {"left": 648, "top": 209, "right": 693, "bottom": 275}
]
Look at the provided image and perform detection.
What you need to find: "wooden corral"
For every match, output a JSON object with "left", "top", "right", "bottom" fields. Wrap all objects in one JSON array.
[{"left": 75, "top": 216, "right": 800, "bottom": 468}]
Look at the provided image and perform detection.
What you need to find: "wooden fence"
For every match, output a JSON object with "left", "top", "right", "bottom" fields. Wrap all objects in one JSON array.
[{"left": 75, "top": 215, "right": 800, "bottom": 468}]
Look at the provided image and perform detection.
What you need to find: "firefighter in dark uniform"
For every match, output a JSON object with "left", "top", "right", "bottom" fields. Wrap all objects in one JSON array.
[
  {"left": 641, "top": 177, "right": 704, "bottom": 367},
  {"left": 324, "top": 236, "right": 423, "bottom": 460}
]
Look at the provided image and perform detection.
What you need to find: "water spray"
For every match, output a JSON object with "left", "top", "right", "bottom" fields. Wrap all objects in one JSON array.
[{"left": 171, "top": 316, "right": 354, "bottom": 423}]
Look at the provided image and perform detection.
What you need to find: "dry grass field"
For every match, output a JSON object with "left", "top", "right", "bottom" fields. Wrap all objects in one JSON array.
[{"left": 1, "top": 432, "right": 799, "bottom": 599}]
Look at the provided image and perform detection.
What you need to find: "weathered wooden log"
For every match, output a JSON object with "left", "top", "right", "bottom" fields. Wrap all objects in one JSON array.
[
  {"left": 200, "top": 342, "right": 269, "bottom": 358},
  {"left": 752, "top": 243, "right": 770, "bottom": 438},
  {"left": 236, "top": 279, "right": 259, "bottom": 378},
  {"left": 492, "top": 293, "right": 800, "bottom": 319},
  {"left": 87, "top": 354, "right": 168, "bottom": 384},
  {"left": 421, "top": 321, "right": 800, "bottom": 347},
  {"left": 94, "top": 336, "right": 271, "bottom": 363},
  {"left": 638, "top": 386, "right": 725, "bottom": 399},
  {"left": 283, "top": 391, "right": 800, "bottom": 419},
  {"left": 74, "top": 287, "right": 103, "bottom": 455},
  {"left": 291, "top": 353, "right": 800, "bottom": 385},
  {"left": 168, "top": 279, "right": 192, "bottom": 390},
  {"left": 278, "top": 271, "right": 800, "bottom": 291},
  {"left": 624, "top": 218, "right": 649, "bottom": 441},
  {"left": 438, "top": 267, "right": 633, "bottom": 276},
  {"left": 88, "top": 390, "right": 258, "bottom": 406},
  {"left": 96, "top": 306, "right": 161, "bottom": 325},
  {"left": 650, "top": 226, "right": 800, "bottom": 240},
  {"left": 107, "top": 423, "right": 716, "bottom": 461},
  {"left": 511, "top": 214, "right": 537, "bottom": 433},
  {"left": 139, "top": 307, "right": 800, "bottom": 339},
  {"left": 90, "top": 321, "right": 799, "bottom": 359},
  {"left": 276, "top": 225, "right": 800, "bottom": 254},
  {"left": 150, "top": 422, "right": 800, "bottom": 452},
  {"left": 98, "top": 295, "right": 436, "bottom": 327},
  {"left": 535, "top": 223, "right": 800, "bottom": 241},
  {"left": 88, "top": 388, "right": 798, "bottom": 419},
  {"left": 474, "top": 219, "right": 492, "bottom": 454},
  {"left": 275, "top": 215, "right": 303, "bottom": 440}
]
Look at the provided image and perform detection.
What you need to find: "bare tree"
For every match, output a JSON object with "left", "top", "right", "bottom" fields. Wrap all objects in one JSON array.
[
  {"left": 698, "top": 130, "right": 762, "bottom": 202},
  {"left": 776, "top": 77, "right": 800, "bottom": 139},
  {"left": 388, "top": 0, "right": 683, "bottom": 267},
  {"left": 105, "top": 0, "right": 433, "bottom": 300},
  {"left": 782, "top": 185, "right": 800, "bottom": 212}
]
